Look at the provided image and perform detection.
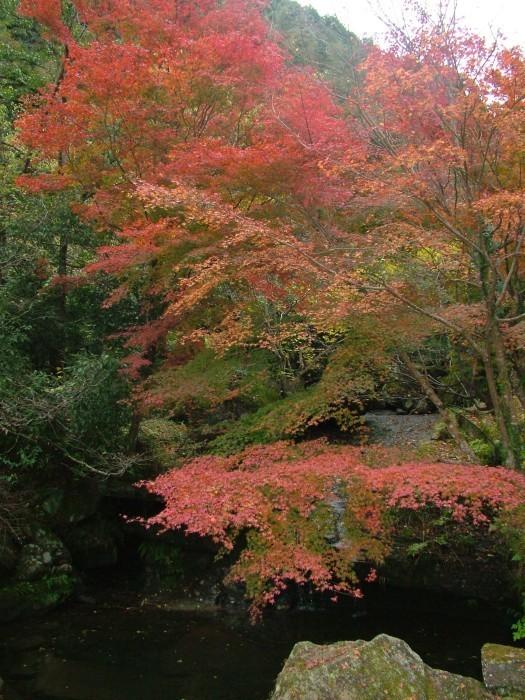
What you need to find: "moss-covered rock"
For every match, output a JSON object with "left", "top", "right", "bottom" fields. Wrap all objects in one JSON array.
[
  {"left": 0, "top": 528, "right": 74, "bottom": 622},
  {"left": 270, "top": 634, "right": 494, "bottom": 700},
  {"left": 482, "top": 644, "right": 525, "bottom": 697},
  {"left": 14, "top": 529, "right": 70, "bottom": 583}
]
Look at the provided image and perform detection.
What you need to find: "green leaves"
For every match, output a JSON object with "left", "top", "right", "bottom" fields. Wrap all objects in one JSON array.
[{"left": 0, "top": 0, "right": 54, "bottom": 121}]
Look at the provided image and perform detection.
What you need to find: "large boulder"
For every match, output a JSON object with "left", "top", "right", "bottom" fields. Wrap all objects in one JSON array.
[
  {"left": 14, "top": 529, "right": 70, "bottom": 583},
  {"left": 270, "top": 634, "right": 494, "bottom": 700},
  {"left": 482, "top": 644, "right": 525, "bottom": 697},
  {"left": 0, "top": 529, "right": 74, "bottom": 622}
]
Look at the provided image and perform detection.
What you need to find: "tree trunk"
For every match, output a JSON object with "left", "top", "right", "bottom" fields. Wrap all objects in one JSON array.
[
  {"left": 54, "top": 230, "right": 68, "bottom": 370},
  {"left": 127, "top": 408, "right": 141, "bottom": 453},
  {"left": 509, "top": 354, "right": 525, "bottom": 411},
  {"left": 400, "top": 352, "right": 477, "bottom": 462},
  {"left": 477, "top": 231, "right": 522, "bottom": 469},
  {"left": 485, "top": 321, "right": 522, "bottom": 469}
]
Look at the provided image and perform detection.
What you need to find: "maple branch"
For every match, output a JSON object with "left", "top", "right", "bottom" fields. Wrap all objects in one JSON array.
[
  {"left": 498, "top": 312, "right": 525, "bottom": 324},
  {"left": 261, "top": 223, "right": 484, "bottom": 357},
  {"left": 399, "top": 350, "right": 477, "bottom": 461},
  {"left": 270, "top": 94, "right": 316, "bottom": 151},
  {"left": 496, "top": 225, "right": 525, "bottom": 308},
  {"left": 0, "top": 140, "right": 28, "bottom": 156},
  {"left": 421, "top": 202, "right": 486, "bottom": 260},
  {"left": 369, "top": 275, "right": 483, "bottom": 355}
]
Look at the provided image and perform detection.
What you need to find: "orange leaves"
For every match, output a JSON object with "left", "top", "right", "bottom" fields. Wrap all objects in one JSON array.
[
  {"left": 346, "top": 26, "right": 524, "bottom": 211},
  {"left": 137, "top": 440, "right": 525, "bottom": 616},
  {"left": 16, "top": 0, "right": 353, "bottom": 386},
  {"left": 137, "top": 440, "right": 384, "bottom": 616},
  {"left": 491, "top": 47, "right": 525, "bottom": 108},
  {"left": 16, "top": 0, "right": 285, "bottom": 191},
  {"left": 23, "top": 0, "right": 525, "bottom": 434},
  {"left": 19, "top": 0, "right": 71, "bottom": 41},
  {"left": 321, "top": 11, "right": 525, "bottom": 367},
  {"left": 17, "top": 40, "right": 154, "bottom": 170},
  {"left": 474, "top": 192, "right": 525, "bottom": 243},
  {"left": 366, "top": 461, "right": 525, "bottom": 524},
  {"left": 16, "top": 172, "right": 76, "bottom": 193}
]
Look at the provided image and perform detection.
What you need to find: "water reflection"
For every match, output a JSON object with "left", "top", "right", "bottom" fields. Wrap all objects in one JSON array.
[{"left": 0, "top": 588, "right": 514, "bottom": 700}]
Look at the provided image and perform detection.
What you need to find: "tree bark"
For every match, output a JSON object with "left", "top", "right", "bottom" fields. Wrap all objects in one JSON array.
[{"left": 400, "top": 352, "right": 477, "bottom": 462}]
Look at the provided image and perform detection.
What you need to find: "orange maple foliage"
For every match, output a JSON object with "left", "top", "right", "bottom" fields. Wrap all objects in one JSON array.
[
  {"left": 17, "top": 0, "right": 348, "bottom": 377},
  {"left": 282, "top": 11, "right": 525, "bottom": 468},
  {"left": 138, "top": 440, "right": 525, "bottom": 616}
]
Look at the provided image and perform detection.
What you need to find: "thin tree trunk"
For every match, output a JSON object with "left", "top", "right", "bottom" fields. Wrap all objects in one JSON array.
[
  {"left": 54, "top": 229, "right": 68, "bottom": 370},
  {"left": 127, "top": 408, "right": 141, "bottom": 453},
  {"left": 479, "top": 348, "right": 515, "bottom": 466},
  {"left": 488, "top": 322, "right": 522, "bottom": 468},
  {"left": 509, "top": 354, "right": 525, "bottom": 411},
  {"left": 477, "top": 230, "right": 522, "bottom": 469},
  {"left": 400, "top": 352, "right": 477, "bottom": 462},
  {"left": 0, "top": 224, "right": 6, "bottom": 286}
]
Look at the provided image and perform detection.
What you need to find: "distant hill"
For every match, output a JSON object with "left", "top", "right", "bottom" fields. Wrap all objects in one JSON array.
[{"left": 267, "top": 0, "right": 369, "bottom": 96}]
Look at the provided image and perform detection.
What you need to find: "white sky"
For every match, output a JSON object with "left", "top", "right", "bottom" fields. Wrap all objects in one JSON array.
[{"left": 297, "top": 0, "right": 525, "bottom": 48}]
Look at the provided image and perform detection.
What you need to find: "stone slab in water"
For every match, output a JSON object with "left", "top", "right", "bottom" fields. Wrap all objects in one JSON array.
[
  {"left": 270, "top": 634, "right": 493, "bottom": 700},
  {"left": 482, "top": 643, "right": 525, "bottom": 696}
]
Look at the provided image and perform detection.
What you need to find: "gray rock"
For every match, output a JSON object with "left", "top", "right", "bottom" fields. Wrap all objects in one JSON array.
[
  {"left": 363, "top": 411, "right": 438, "bottom": 448},
  {"left": 0, "top": 529, "right": 74, "bottom": 622},
  {"left": 14, "top": 529, "right": 70, "bottom": 582},
  {"left": 14, "top": 544, "right": 47, "bottom": 581},
  {"left": 482, "top": 643, "right": 525, "bottom": 696},
  {"left": 270, "top": 634, "right": 494, "bottom": 700}
]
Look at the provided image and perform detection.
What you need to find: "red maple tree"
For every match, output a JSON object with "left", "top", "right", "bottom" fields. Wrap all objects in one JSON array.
[{"left": 139, "top": 440, "right": 525, "bottom": 616}]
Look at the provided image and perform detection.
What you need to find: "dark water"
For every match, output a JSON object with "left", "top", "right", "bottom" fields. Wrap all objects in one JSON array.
[{"left": 0, "top": 588, "right": 516, "bottom": 700}]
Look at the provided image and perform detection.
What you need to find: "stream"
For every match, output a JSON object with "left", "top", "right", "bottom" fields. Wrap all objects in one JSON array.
[{"left": 0, "top": 583, "right": 515, "bottom": 700}]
